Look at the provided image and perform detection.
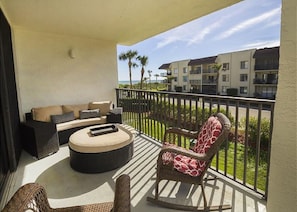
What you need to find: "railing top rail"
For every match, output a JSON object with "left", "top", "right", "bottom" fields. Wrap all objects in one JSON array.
[{"left": 116, "top": 88, "right": 276, "bottom": 104}]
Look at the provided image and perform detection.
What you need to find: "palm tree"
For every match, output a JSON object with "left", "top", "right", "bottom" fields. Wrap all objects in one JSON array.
[
  {"left": 213, "top": 63, "right": 222, "bottom": 95},
  {"left": 119, "top": 50, "right": 138, "bottom": 89},
  {"left": 136, "top": 55, "right": 148, "bottom": 89},
  {"left": 154, "top": 73, "right": 159, "bottom": 89},
  {"left": 147, "top": 70, "right": 152, "bottom": 89}
]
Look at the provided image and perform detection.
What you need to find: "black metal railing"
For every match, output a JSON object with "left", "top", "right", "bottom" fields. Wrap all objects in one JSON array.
[{"left": 115, "top": 88, "right": 275, "bottom": 199}]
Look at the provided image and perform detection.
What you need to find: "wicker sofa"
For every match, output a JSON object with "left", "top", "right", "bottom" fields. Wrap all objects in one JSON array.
[{"left": 21, "top": 101, "right": 113, "bottom": 159}]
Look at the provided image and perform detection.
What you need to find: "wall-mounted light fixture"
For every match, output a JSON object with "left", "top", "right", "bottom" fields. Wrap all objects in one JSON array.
[{"left": 68, "top": 48, "right": 76, "bottom": 59}]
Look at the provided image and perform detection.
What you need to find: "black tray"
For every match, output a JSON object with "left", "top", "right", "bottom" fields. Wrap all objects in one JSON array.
[{"left": 90, "top": 124, "right": 118, "bottom": 136}]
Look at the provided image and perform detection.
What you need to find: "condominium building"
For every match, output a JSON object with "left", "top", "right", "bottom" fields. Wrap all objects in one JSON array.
[{"left": 159, "top": 46, "right": 279, "bottom": 99}]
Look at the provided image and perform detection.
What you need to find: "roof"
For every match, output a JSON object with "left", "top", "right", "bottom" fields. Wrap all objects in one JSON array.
[
  {"left": 159, "top": 63, "right": 171, "bottom": 70},
  {"left": 188, "top": 56, "right": 217, "bottom": 66},
  {"left": 253, "top": 46, "right": 280, "bottom": 58},
  {"left": 0, "top": 0, "right": 242, "bottom": 45}
]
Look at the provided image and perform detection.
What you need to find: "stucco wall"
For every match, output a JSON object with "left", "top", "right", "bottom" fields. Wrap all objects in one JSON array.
[
  {"left": 267, "top": 0, "right": 297, "bottom": 211},
  {"left": 12, "top": 29, "right": 118, "bottom": 120}
]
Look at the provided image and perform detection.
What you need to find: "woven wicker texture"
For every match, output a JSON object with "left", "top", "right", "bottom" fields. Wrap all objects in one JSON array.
[{"left": 2, "top": 174, "right": 130, "bottom": 212}]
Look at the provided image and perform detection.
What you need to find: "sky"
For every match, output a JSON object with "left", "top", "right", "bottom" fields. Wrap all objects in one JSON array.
[{"left": 117, "top": 0, "right": 281, "bottom": 82}]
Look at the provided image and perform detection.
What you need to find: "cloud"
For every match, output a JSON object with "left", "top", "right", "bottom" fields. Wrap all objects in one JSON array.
[
  {"left": 242, "top": 40, "right": 280, "bottom": 49},
  {"left": 187, "top": 21, "right": 222, "bottom": 45},
  {"left": 216, "top": 6, "right": 281, "bottom": 40}
]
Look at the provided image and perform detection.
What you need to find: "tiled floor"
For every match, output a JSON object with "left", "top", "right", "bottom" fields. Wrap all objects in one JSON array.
[{"left": 4, "top": 126, "right": 267, "bottom": 212}]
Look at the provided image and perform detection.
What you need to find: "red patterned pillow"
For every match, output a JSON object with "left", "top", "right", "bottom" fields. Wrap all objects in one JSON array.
[{"left": 193, "top": 116, "right": 222, "bottom": 154}]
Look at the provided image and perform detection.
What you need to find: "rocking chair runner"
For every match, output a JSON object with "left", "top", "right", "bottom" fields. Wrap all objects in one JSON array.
[{"left": 147, "top": 113, "right": 231, "bottom": 211}]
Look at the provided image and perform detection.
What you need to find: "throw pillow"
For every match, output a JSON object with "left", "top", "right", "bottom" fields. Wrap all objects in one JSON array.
[
  {"left": 88, "top": 101, "right": 112, "bottom": 116},
  {"left": 51, "top": 112, "right": 75, "bottom": 124},
  {"left": 79, "top": 109, "right": 100, "bottom": 119}
]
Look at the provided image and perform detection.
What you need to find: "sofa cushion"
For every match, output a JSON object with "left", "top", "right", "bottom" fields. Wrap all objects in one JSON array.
[
  {"left": 88, "top": 101, "right": 112, "bottom": 116},
  {"left": 32, "top": 105, "right": 63, "bottom": 122},
  {"left": 79, "top": 109, "right": 100, "bottom": 119},
  {"left": 56, "top": 116, "right": 107, "bottom": 132},
  {"left": 51, "top": 112, "right": 75, "bottom": 124},
  {"left": 62, "top": 104, "right": 88, "bottom": 119}
]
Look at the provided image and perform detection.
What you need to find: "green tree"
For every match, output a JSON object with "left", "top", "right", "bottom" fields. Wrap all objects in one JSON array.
[
  {"left": 147, "top": 70, "right": 152, "bottom": 89},
  {"left": 136, "top": 55, "right": 148, "bottom": 89},
  {"left": 119, "top": 50, "right": 138, "bottom": 89}
]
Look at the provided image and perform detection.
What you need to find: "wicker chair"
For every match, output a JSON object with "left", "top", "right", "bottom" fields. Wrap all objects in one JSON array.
[
  {"left": 147, "top": 113, "right": 231, "bottom": 211},
  {"left": 2, "top": 174, "right": 130, "bottom": 212}
]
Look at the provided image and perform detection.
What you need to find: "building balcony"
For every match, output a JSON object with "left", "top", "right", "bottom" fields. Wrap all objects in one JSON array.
[
  {"left": 254, "top": 64, "right": 279, "bottom": 70},
  {"left": 5, "top": 125, "right": 266, "bottom": 211},
  {"left": 1, "top": 89, "right": 276, "bottom": 211},
  {"left": 190, "top": 70, "right": 202, "bottom": 74},
  {"left": 253, "top": 78, "right": 278, "bottom": 85}
]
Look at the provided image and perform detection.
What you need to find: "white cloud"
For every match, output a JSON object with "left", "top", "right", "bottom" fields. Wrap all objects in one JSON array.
[
  {"left": 216, "top": 6, "right": 281, "bottom": 40},
  {"left": 187, "top": 21, "right": 222, "bottom": 45},
  {"left": 242, "top": 40, "right": 280, "bottom": 49}
]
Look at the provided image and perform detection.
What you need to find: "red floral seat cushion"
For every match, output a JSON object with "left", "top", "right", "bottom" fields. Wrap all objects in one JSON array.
[{"left": 162, "top": 116, "right": 222, "bottom": 177}]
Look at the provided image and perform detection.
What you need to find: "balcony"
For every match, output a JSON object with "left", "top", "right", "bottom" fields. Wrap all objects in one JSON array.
[
  {"left": 253, "top": 78, "right": 278, "bottom": 85},
  {"left": 190, "top": 69, "right": 202, "bottom": 74},
  {"left": 3, "top": 89, "right": 272, "bottom": 211},
  {"left": 202, "top": 69, "right": 217, "bottom": 74},
  {"left": 254, "top": 64, "right": 279, "bottom": 70},
  {"left": 6, "top": 126, "right": 266, "bottom": 211}
]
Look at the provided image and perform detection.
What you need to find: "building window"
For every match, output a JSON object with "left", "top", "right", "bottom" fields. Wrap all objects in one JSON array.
[
  {"left": 183, "top": 85, "right": 187, "bottom": 90},
  {"left": 240, "top": 74, "right": 248, "bottom": 81},
  {"left": 240, "top": 61, "right": 248, "bottom": 69},
  {"left": 183, "top": 76, "right": 188, "bottom": 82},
  {"left": 222, "top": 74, "right": 229, "bottom": 82},
  {"left": 183, "top": 67, "right": 187, "bottom": 73},
  {"left": 240, "top": 86, "right": 248, "bottom": 94},
  {"left": 174, "top": 68, "right": 178, "bottom": 74},
  {"left": 222, "top": 63, "right": 229, "bottom": 70}
]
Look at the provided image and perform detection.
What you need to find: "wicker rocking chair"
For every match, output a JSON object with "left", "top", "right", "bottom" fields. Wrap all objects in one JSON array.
[
  {"left": 147, "top": 113, "right": 231, "bottom": 211},
  {"left": 2, "top": 174, "right": 130, "bottom": 212}
]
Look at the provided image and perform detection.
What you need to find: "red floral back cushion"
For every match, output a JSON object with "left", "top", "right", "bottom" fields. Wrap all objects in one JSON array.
[
  {"left": 161, "top": 116, "right": 222, "bottom": 177},
  {"left": 193, "top": 116, "right": 222, "bottom": 154}
]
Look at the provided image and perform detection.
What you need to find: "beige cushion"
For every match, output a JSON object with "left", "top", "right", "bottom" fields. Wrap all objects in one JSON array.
[
  {"left": 88, "top": 101, "right": 112, "bottom": 116},
  {"left": 56, "top": 116, "right": 107, "bottom": 131},
  {"left": 32, "top": 105, "right": 63, "bottom": 122},
  {"left": 69, "top": 124, "right": 134, "bottom": 153},
  {"left": 62, "top": 104, "right": 88, "bottom": 119}
]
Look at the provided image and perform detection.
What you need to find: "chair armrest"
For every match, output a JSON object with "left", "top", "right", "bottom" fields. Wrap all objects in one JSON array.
[
  {"left": 2, "top": 183, "right": 52, "bottom": 212},
  {"left": 113, "top": 174, "right": 131, "bottom": 212},
  {"left": 163, "top": 127, "right": 199, "bottom": 145},
  {"left": 158, "top": 145, "right": 212, "bottom": 162}
]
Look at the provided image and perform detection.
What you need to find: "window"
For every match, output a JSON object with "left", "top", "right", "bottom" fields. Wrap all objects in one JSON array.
[
  {"left": 240, "top": 86, "right": 248, "bottom": 94},
  {"left": 183, "top": 76, "right": 188, "bottom": 82},
  {"left": 174, "top": 68, "right": 178, "bottom": 74},
  {"left": 222, "top": 63, "right": 229, "bottom": 70},
  {"left": 222, "top": 74, "right": 229, "bottom": 82},
  {"left": 183, "top": 67, "right": 187, "bottom": 73},
  {"left": 183, "top": 85, "right": 187, "bottom": 90},
  {"left": 240, "top": 74, "right": 248, "bottom": 81},
  {"left": 240, "top": 61, "right": 248, "bottom": 69}
]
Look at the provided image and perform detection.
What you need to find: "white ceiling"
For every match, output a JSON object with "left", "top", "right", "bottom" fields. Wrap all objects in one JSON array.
[{"left": 0, "top": 0, "right": 241, "bottom": 45}]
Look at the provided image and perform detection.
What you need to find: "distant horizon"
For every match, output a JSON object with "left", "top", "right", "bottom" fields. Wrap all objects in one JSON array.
[{"left": 119, "top": 79, "right": 163, "bottom": 84}]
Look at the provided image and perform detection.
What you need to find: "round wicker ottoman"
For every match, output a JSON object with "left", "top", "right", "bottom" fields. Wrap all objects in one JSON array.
[{"left": 69, "top": 124, "right": 134, "bottom": 173}]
